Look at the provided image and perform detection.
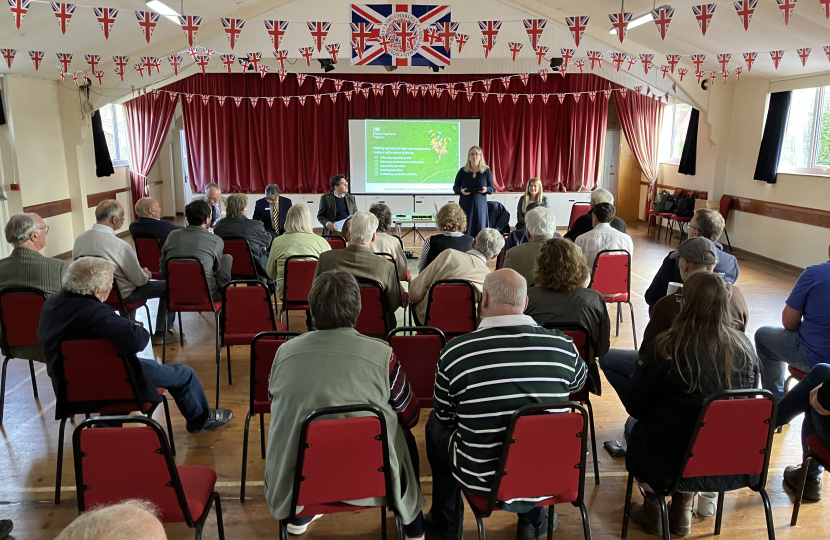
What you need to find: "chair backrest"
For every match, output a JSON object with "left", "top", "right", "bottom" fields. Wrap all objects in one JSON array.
[
  {"left": 425, "top": 280, "right": 477, "bottom": 337},
  {"left": 73, "top": 416, "right": 197, "bottom": 524},
  {"left": 699, "top": 192, "right": 708, "bottom": 200},
  {"left": 166, "top": 258, "right": 215, "bottom": 312},
  {"left": 376, "top": 251, "right": 396, "bottom": 266},
  {"left": 677, "top": 390, "right": 777, "bottom": 492},
  {"left": 134, "top": 235, "right": 162, "bottom": 274},
  {"left": 222, "top": 237, "right": 259, "bottom": 279},
  {"left": 282, "top": 256, "right": 318, "bottom": 305},
  {"left": 541, "top": 323, "right": 592, "bottom": 361},
  {"left": 568, "top": 202, "right": 592, "bottom": 230},
  {"left": 0, "top": 288, "right": 46, "bottom": 350},
  {"left": 589, "top": 250, "right": 631, "bottom": 298},
  {"left": 355, "top": 278, "right": 389, "bottom": 338},
  {"left": 326, "top": 235, "right": 347, "bottom": 250},
  {"left": 222, "top": 281, "right": 276, "bottom": 343},
  {"left": 387, "top": 327, "right": 447, "bottom": 408},
  {"left": 290, "top": 405, "right": 393, "bottom": 519},
  {"left": 250, "top": 331, "right": 299, "bottom": 413},
  {"left": 104, "top": 280, "right": 129, "bottom": 312},
  {"left": 673, "top": 187, "right": 684, "bottom": 195},
  {"left": 495, "top": 245, "right": 506, "bottom": 270},
  {"left": 719, "top": 195, "right": 732, "bottom": 220}
]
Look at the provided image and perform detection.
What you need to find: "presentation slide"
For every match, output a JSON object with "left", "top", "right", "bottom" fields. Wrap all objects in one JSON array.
[{"left": 349, "top": 118, "right": 481, "bottom": 194}]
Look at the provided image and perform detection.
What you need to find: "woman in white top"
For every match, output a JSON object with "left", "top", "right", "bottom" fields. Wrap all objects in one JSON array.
[{"left": 515, "top": 177, "right": 549, "bottom": 229}]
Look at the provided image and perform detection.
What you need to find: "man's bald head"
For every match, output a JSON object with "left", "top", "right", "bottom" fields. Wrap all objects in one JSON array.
[
  {"left": 481, "top": 269, "right": 528, "bottom": 317},
  {"left": 135, "top": 198, "right": 160, "bottom": 219},
  {"left": 55, "top": 500, "right": 166, "bottom": 540},
  {"left": 95, "top": 199, "right": 125, "bottom": 231}
]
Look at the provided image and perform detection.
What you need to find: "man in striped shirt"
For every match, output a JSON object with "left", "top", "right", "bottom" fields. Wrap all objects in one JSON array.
[{"left": 425, "top": 269, "right": 588, "bottom": 540}]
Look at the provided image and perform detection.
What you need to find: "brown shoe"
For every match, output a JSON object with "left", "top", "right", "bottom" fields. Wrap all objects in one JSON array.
[
  {"left": 630, "top": 491, "right": 664, "bottom": 536},
  {"left": 668, "top": 492, "right": 695, "bottom": 535},
  {"left": 784, "top": 465, "right": 823, "bottom": 502}
]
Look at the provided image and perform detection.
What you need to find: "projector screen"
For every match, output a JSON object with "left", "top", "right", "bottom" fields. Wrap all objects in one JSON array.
[{"left": 348, "top": 118, "right": 481, "bottom": 194}]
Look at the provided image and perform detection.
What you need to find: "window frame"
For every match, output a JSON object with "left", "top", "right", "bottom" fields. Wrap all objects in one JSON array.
[
  {"left": 102, "top": 103, "right": 130, "bottom": 168},
  {"left": 659, "top": 102, "right": 690, "bottom": 165},
  {"left": 778, "top": 86, "right": 830, "bottom": 176}
]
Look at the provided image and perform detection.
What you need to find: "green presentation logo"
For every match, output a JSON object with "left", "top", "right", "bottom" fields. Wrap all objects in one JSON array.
[{"left": 366, "top": 120, "right": 461, "bottom": 184}]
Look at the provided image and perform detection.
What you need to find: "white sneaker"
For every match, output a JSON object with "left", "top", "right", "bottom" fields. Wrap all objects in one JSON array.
[
  {"left": 286, "top": 514, "right": 322, "bottom": 535},
  {"left": 405, "top": 535, "right": 425, "bottom": 540}
]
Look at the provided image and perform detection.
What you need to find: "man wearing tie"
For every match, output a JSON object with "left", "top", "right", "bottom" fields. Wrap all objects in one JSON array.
[
  {"left": 253, "top": 184, "right": 293, "bottom": 240},
  {"left": 193, "top": 183, "right": 227, "bottom": 230}
]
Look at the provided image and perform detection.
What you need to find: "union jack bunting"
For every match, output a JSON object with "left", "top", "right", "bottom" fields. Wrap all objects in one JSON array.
[
  {"left": 695, "top": 70, "right": 706, "bottom": 84},
  {"left": 299, "top": 46, "right": 314, "bottom": 66},
  {"left": 0, "top": 49, "right": 14, "bottom": 69},
  {"left": 534, "top": 46, "right": 548, "bottom": 65},
  {"left": 573, "top": 93, "right": 581, "bottom": 103},
  {"left": 541, "top": 94, "right": 549, "bottom": 105},
  {"left": 651, "top": 8, "right": 673, "bottom": 39},
  {"left": 433, "top": 22, "right": 457, "bottom": 51},
  {"left": 233, "top": 97, "right": 242, "bottom": 108},
  {"left": 239, "top": 59, "right": 249, "bottom": 71},
  {"left": 298, "top": 96, "right": 307, "bottom": 106},
  {"left": 797, "top": 47, "right": 811, "bottom": 66},
  {"left": 672, "top": 83, "right": 677, "bottom": 92},
  {"left": 825, "top": 46, "right": 830, "bottom": 62},
  {"left": 135, "top": 11, "right": 159, "bottom": 43},
  {"left": 28, "top": 50, "right": 42, "bottom": 71},
  {"left": 195, "top": 54, "right": 209, "bottom": 74},
  {"left": 666, "top": 54, "right": 681, "bottom": 72},
  {"left": 743, "top": 51, "right": 757, "bottom": 71},
  {"left": 691, "top": 53, "right": 706, "bottom": 72},
  {"left": 247, "top": 52, "right": 262, "bottom": 70},
  {"left": 8, "top": 0, "right": 30, "bottom": 30},
  {"left": 350, "top": 5, "right": 452, "bottom": 67},
  {"left": 307, "top": 21, "right": 331, "bottom": 51},
  {"left": 222, "top": 18, "right": 244, "bottom": 49},
  {"left": 537, "top": 69, "right": 547, "bottom": 82},
  {"left": 273, "top": 50, "right": 288, "bottom": 71},
  {"left": 184, "top": 93, "right": 194, "bottom": 104},
  {"left": 565, "top": 16, "right": 589, "bottom": 47},
  {"left": 479, "top": 20, "right": 501, "bottom": 55},
  {"left": 482, "top": 79, "right": 492, "bottom": 92},
  {"left": 326, "top": 43, "right": 341, "bottom": 63},
  {"left": 133, "top": 64, "right": 144, "bottom": 78},
  {"left": 777, "top": 0, "right": 798, "bottom": 25},
  {"left": 500, "top": 75, "right": 511, "bottom": 88},
  {"left": 574, "top": 59, "right": 585, "bottom": 73},
  {"left": 770, "top": 50, "right": 785, "bottom": 69},
  {"left": 448, "top": 88, "right": 457, "bottom": 100},
  {"left": 203, "top": 47, "right": 216, "bottom": 58},
  {"left": 259, "top": 65, "right": 269, "bottom": 78},
  {"left": 56, "top": 52, "right": 72, "bottom": 71},
  {"left": 519, "top": 73, "right": 529, "bottom": 85},
  {"left": 93, "top": 70, "right": 104, "bottom": 84},
  {"left": 85, "top": 54, "right": 101, "bottom": 73},
  {"left": 497, "top": 93, "right": 504, "bottom": 104},
  {"left": 264, "top": 20, "right": 288, "bottom": 48},
  {"left": 609, "top": 12, "right": 632, "bottom": 43},
  {"left": 372, "top": 82, "right": 383, "bottom": 95},
  {"left": 282, "top": 96, "right": 291, "bottom": 107},
  {"left": 316, "top": 77, "right": 325, "bottom": 90},
  {"left": 297, "top": 73, "right": 307, "bottom": 86},
  {"left": 112, "top": 55, "right": 127, "bottom": 74},
  {"left": 525, "top": 94, "right": 532, "bottom": 105},
  {"left": 266, "top": 97, "right": 275, "bottom": 108},
  {"left": 523, "top": 19, "right": 546, "bottom": 50},
  {"left": 678, "top": 67, "right": 688, "bottom": 81},
  {"left": 626, "top": 55, "right": 638, "bottom": 70},
  {"left": 220, "top": 54, "right": 235, "bottom": 73},
  {"left": 51, "top": 3, "right": 74, "bottom": 34},
  {"left": 717, "top": 53, "right": 731, "bottom": 72},
  {"left": 455, "top": 33, "right": 468, "bottom": 53},
  {"left": 201, "top": 95, "right": 210, "bottom": 106},
  {"left": 822, "top": 0, "right": 830, "bottom": 18},
  {"left": 692, "top": 4, "right": 716, "bottom": 35},
  {"left": 660, "top": 64, "right": 670, "bottom": 78},
  {"left": 508, "top": 42, "right": 522, "bottom": 61},
  {"left": 611, "top": 52, "right": 625, "bottom": 71},
  {"left": 93, "top": 7, "right": 117, "bottom": 39},
  {"left": 168, "top": 53, "right": 182, "bottom": 75},
  {"left": 72, "top": 72, "right": 78, "bottom": 85},
  {"left": 178, "top": 15, "right": 201, "bottom": 47},
  {"left": 277, "top": 69, "right": 287, "bottom": 82},
  {"left": 511, "top": 94, "right": 519, "bottom": 104},
  {"left": 733, "top": 0, "right": 757, "bottom": 31},
  {"left": 587, "top": 50, "right": 603, "bottom": 69},
  {"left": 735, "top": 66, "right": 743, "bottom": 80},
  {"left": 558, "top": 94, "right": 565, "bottom": 104},
  {"left": 619, "top": 88, "right": 627, "bottom": 98},
  {"left": 639, "top": 53, "right": 654, "bottom": 74},
  {"left": 218, "top": 96, "right": 226, "bottom": 107},
  {"left": 560, "top": 48, "right": 575, "bottom": 68},
  {"left": 589, "top": 91, "right": 596, "bottom": 102},
  {"left": 480, "top": 36, "right": 496, "bottom": 58},
  {"left": 186, "top": 47, "right": 199, "bottom": 60},
  {"left": 422, "top": 26, "right": 438, "bottom": 45},
  {"left": 334, "top": 79, "right": 345, "bottom": 92}
]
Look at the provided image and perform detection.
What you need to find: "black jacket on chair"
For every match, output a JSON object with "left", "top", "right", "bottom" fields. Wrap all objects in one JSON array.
[
  {"left": 252, "top": 196, "right": 293, "bottom": 237},
  {"left": 213, "top": 216, "right": 272, "bottom": 278}
]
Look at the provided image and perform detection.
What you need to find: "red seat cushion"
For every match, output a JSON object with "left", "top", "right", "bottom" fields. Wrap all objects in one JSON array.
[
  {"left": 671, "top": 215, "right": 692, "bottom": 222},
  {"left": 177, "top": 465, "right": 217, "bottom": 521},
  {"left": 151, "top": 272, "right": 163, "bottom": 280},
  {"left": 406, "top": 269, "right": 411, "bottom": 281},
  {"left": 789, "top": 366, "right": 807, "bottom": 379},
  {"left": 169, "top": 300, "right": 221, "bottom": 313},
  {"left": 401, "top": 291, "right": 409, "bottom": 307},
  {"left": 808, "top": 435, "right": 830, "bottom": 466},
  {"left": 657, "top": 212, "right": 674, "bottom": 219},
  {"left": 253, "top": 399, "right": 271, "bottom": 414},
  {"left": 283, "top": 303, "right": 310, "bottom": 311},
  {"left": 121, "top": 299, "right": 148, "bottom": 311},
  {"left": 602, "top": 294, "right": 629, "bottom": 303}
]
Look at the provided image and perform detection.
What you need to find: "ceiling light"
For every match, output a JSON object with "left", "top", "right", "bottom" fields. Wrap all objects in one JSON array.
[
  {"left": 609, "top": 5, "right": 670, "bottom": 35},
  {"left": 146, "top": 0, "right": 181, "bottom": 24}
]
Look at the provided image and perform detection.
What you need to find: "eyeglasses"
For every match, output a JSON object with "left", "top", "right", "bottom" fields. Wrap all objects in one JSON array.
[
  {"left": 337, "top": 182, "right": 348, "bottom": 186},
  {"left": 38, "top": 226, "right": 49, "bottom": 233}
]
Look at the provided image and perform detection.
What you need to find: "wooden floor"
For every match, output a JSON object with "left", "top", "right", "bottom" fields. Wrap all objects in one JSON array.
[{"left": 2, "top": 222, "right": 828, "bottom": 539}]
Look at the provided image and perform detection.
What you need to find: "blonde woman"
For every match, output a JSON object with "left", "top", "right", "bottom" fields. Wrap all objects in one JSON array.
[
  {"left": 453, "top": 146, "right": 494, "bottom": 237},
  {"left": 266, "top": 205, "right": 331, "bottom": 301},
  {"left": 515, "top": 178, "right": 548, "bottom": 230}
]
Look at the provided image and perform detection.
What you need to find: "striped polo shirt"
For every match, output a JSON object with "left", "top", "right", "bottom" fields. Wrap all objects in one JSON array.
[{"left": 433, "top": 315, "right": 587, "bottom": 495}]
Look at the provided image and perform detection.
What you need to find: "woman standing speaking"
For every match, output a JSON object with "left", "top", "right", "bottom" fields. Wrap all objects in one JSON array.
[{"left": 453, "top": 146, "right": 494, "bottom": 237}]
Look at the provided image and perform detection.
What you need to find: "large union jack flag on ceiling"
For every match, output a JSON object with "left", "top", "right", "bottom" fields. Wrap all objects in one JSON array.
[{"left": 350, "top": 4, "right": 451, "bottom": 67}]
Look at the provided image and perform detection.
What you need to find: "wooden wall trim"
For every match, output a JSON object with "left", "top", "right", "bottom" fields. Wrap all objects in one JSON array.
[
  {"left": 23, "top": 199, "right": 72, "bottom": 219},
  {"left": 640, "top": 181, "right": 679, "bottom": 191},
  {"left": 87, "top": 187, "right": 128, "bottom": 208},
  {"left": 148, "top": 180, "right": 163, "bottom": 185},
  {"left": 726, "top": 195, "right": 830, "bottom": 229}
]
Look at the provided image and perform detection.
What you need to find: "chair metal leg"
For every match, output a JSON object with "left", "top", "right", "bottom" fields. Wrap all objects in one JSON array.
[
  {"left": 580, "top": 503, "right": 592, "bottom": 540},
  {"left": 628, "top": 302, "right": 638, "bottom": 350},
  {"left": 162, "top": 395, "right": 176, "bottom": 456},
  {"left": 714, "top": 491, "right": 725, "bottom": 535},
  {"left": 195, "top": 523, "right": 203, "bottom": 540},
  {"left": 658, "top": 494, "right": 670, "bottom": 540},
  {"left": 472, "top": 507, "right": 486, "bottom": 540},
  {"left": 214, "top": 493, "right": 226, "bottom": 540},
  {"left": 28, "top": 360, "right": 39, "bottom": 399},
  {"left": 226, "top": 346, "right": 232, "bottom": 386},
  {"left": 791, "top": 455, "right": 812, "bottom": 526},
  {"left": 621, "top": 473, "right": 633, "bottom": 539},
  {"left": 241, "top": 411, "right": 251, "bottom": 502},
  {"left": 144, "top": 304, "right": 153, "bottom": 336},
  {"left": 585, "top": 397, "right": 600, "bottom": 484},
  {"left": 394, "top": 513, "right": 404, "bottom": 540},
  {"left": 381, "top": 506, "right": 387, "bottom": 540},
  {"left": 162, "top": 314, "right": 168, "bottom": 364},
  {"left": 215, "top": 312, "right": 221, "bottom": 408},
  {"left": 547, "top": 504, "right": 555, "bottom": 540},
  {"left": 724, "top": 229, "right": 733, "bottom": 252},
  {"left": 0, "top": 357, "right": 9, "bottom": 425},
  {"left": 260, "top": 413, "right": 266, "bottom": 459},
  {"left": 647, "top": 216, "right": 653, "bottom": 234},
  {"left": 615, "top": 303, "right": 620, "bottom": 337},
  {"left": 178, "top": 312, "right": 184, "bottom": 345},
  {"left": 279, "top": 521, "right": 288, "bottom": 540},
  {"left": 55, "top": 417, "right": 68, "bottom": 504},
  {"left": 760, "top": 488, "right": 776, "bottom": 540}
]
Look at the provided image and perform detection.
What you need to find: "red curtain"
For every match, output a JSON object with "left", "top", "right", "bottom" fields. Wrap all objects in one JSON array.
[
  {"left": 123, "top": 92, "right": 177, "bottom": 217},
  {"left": 614, "top": 92, "right": 665, "bottom": 220},
  {"left": 166, "top": 73, "right": 613, "bottom": 194}
]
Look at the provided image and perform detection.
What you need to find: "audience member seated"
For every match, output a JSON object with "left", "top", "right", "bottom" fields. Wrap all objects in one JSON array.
[
  {"left": 425, "top": 269, "right": 588, "bottom": 540},
  {"left": 317, "top": 174, "right": 357, "bottom": 236},
  {"left": 645, "top": 208, "right": 739, "bottom": 307},
  {"left": 417, "top": 203, "right": 473, "bottom": 272},
  {"left": 266, "top": 204, "right": 331, "bottom": 300},
  {"left": 564, "top": 188, "right": 627, "bottom": 242},
  {"left": 575, "top": 202, "right": 634, "bottom": 270},
  {"left": 526, "top": 238, "right": 611, "bottom": 395},
  {"left": 192, "top": 182, "right": 227, "bottom": 229},
  {"left": 73, "top": 200, "right": 175, "bottom": 345},
  {"left": 503, "top": 206, "right": 557, "bottom": 284},
  {"left": 265, "top": 270, "right": 425, "bottom": 539},
  {"left": 252, "top": 184, "right": 292, "bottom": 239},
  {"left": 622, "top": 272, "right": 758, "bottom": 536},
  {"left": 161, "top": 201, "right": 233, "bottom": 302},
  {"left": 129, "top": 197, "right": 180, "bottom": 244},
  {"left": 503, "top": 201, "right": 560, "bottom": 253},
  {"left": 55, "top": 500, "right": 166, "bottom": 540},
  {"left": 410, "top": 228, "right": 504, "bottom": 326},
  {"left": 755, "top": 243, "right": 830, "bottom": 401},
  {"left": 213, "top": 193, "right": 272, "bottom": 282},
  {"left": 37, "top": 257, "right": 232, "bottom": 433},
  {"left": 369, "top": 203, "right": 408, "bottom": 281},
  {"left": 314, "top": 212, "right": 401, "bottom": 330},
  {"left": 776, "top": 363, "right": 830, "bottom": 502},
  {"left": 515, "top": 177, "right": 548, "bottom": 230}
]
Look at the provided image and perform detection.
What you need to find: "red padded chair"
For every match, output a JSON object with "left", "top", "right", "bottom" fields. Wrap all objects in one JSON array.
[
  {"left": 72, "top": 416, "right": 224, "bottom": 540},
  {"left": 719, "top": 195, "right": 733, "bottom": 252},
  {"left": 163, "top": 258, "right": 223, "bottom": 408},
  {"left": 792, "top": 434, "right": 830, "bottom": 526},
  {"left": 134, "top": 234, "right": 163, "bottom": 280},
  {"left": 568, "top": 202, "right": 592, "bottom": 231},
  {"left": 386, "top": 327, "right": 446, "bottom": 409},
  {"left": 375, "top": 252, "right": 410, "bottom": 325},
  {"left": 590, "top": 250, "right": 637, "bottom": 350},
  {"left": 355, "top": 278, "right": 391, "bottom": 338},
  {"left": 422, "top": 280, "right": 477, "bottom": 339},
  {"left": 542, "top": 323, "right": 600, "bottom": 484},
  {"left": 326, "top": 235, "right": 347, "bottom": 250},
  {"left": 240, "top": 331, "right": 299, "bottom": 501},
  {"left": 391, "top": 234, "right": 412, "bottom": 281},
  {"left": 785, "top": 366, "right": 806, "bottom": 395},
  {"left": 54, "top": 336, "right": 174, "bottom": 504},
  {"left": 0, "top": 288, "right": 45, "bottom": 425},
  {"left": 655, "top": 188, "right": 684, "bottom": 240},
  {"left": 105, "top": 279, "right": 154, "bottom": 335},
  {"left": 280, "top": 405, "right": 405, "bottom": 540},
  {"left": 461, "top": 403, "right": 591, "bottom": 540},
  {"left": 222, "top": 237, "right": 261, "bottom": 280},
  {"left": 621, "top": 390, "right": 777, "bottom": 540},
  {"left": 667, "top": 190, "right": 698, "bottom": 243},
  {"left": 280, "top": 256, "right": 318, "bottom": 331}
]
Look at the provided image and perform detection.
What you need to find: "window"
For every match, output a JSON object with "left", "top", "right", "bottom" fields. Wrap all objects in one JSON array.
[
  {"left": 658, "top": 102, "right": 692, "bottom": 164},
  {"left": 778, "top": 86, "right": 830, "bottom": 174},
  {"left": 99, "top": 103, "right": 130, "bottom": 167}
]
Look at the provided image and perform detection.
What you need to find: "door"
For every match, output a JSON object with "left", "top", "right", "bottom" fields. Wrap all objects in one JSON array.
[{"left": 601, "top": 130, "right": 620, "bottom": 200}]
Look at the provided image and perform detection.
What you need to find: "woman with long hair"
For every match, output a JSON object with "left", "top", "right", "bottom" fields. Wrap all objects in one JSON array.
[
  {"left": 515, "top": 178, "right": 548, "bottom": 229},
  {"left": 452, "top": 146, "right": 494, "bottom": 237},
  {"left": 624, "top": 272, "right": 758, "bottom": 537}
]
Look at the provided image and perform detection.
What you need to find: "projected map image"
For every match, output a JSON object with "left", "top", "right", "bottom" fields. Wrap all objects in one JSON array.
[{"left": 366, "top": 120, "right": 461, "bottom": 185}]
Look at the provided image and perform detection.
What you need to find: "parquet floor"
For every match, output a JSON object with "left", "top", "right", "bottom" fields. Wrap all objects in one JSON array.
[{"left": 2, "top": 222, "right": 828, "bottom": 539}]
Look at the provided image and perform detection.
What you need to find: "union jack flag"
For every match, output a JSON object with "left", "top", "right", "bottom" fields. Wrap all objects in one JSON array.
[
  {"left": 717, "top": 53, "right": 731, "bottom": 72},
  {"left": 824, "top": 46, "right": 830, "bottom": 62},
  {"left": 777, "top": 0, "right": 798, "bottom": 25},
  {"left": 587, "top": 50, "right": 603, "bottom": 69},
  {"left": 508, "top": 42, "right": 522, "bottom": 61},
  {"left": 733, "top": 0, "right": 757, "bottom": 31},
  {"left": 247, "top": 52, "right": 262, "bottom": 70},
  {"left": 455, "top": 33, "right": 468, "bottom": 53},
  {"left": 565, "top": 16, "right": 589, "bottom": 47},
  {"left": 573, "top": 93, "right": 581, "bottom": 103},
  {"left": 0, "top": 49, "right": 14, "bottom": 69},
  {"left": 93, "top": 7, "right": 117, "bottom": 40},
  {"left": 534, "top": 46, "right": 548, "bottom": 65},
  {"left": 178, "top": 15, "right": 201, "bottom": 47},
  {"left": 692, "top": 4, "right": 716, "bottom": 35},
  {"left": 611, "top": 52, "right": 625, "bottom": 71},
  {"left": 220, "top": 54, "right": 235, "bottom": 73},
  {"left": 523, "top": 19, "right": 546, "bottom": 50},
  {"left": 168, "top": 53, "right": 182, "bottom": 75},
  {"left": 666, "top": 54, "right": 681, "bottom": 72},
  {"left": 350, "top": 4, "right": 452, "bottom": 67},
  {"left": 770, "top": 50, "right": 785, "bottom": 69},
  {"left": 93, "top": 70, "right": 104, "bottom": 84},
  {"left": 222, "top": 18, "right": 244, "bottom": 49},
  {"left": 560, "top": 48, "right": 574, "bottom": 69},
  {"left": 678, "top": 67, "right": 688, "bottom": 81},
  {"left": 625, "top": 55, "right": 638, "bottom": 70},
  {"left": 134, "top": 10, "right": 159, "bottom": 43},
  {"left": 735, "top": 66, "right": 743, "bottom": 80},
  {"left": 433, "top": 22, "right": 457, "bottom": 51},
  {"left": 609, "top": 12, "right": 632, "bottom": 43},
  {"left": 9, "top": 0, "right": 30, "bottom": 30},
  {"left": 56, "top": 52, "right": 72, "bottom": 72},
  {"left": 273, "top": 50, "right": 288, "bottom": 70},
  {"left": 326, "top": 43, "right": 341, "bottom": 63},
  {"left": 259, "top": 65, "right": 269, "bottom": 78},
  {"left": 277, "top": 69, "right": 287, "bottom": 82},
  {"left": 797, "top": 47, "right": 811, "bottom": 66},
  {"left": 422, "top": 26, "right": 438, "bottom": 45},
  {"left": 51, "top": 3, "right": 74, "bottom": 34},
  {"left": 651, "top": 8, "right": 674, "bottom": 39},
  {"left": 639, "top": 53, "right": 654, "bottom": 74},
  {"left": 186, "top": 47, "right": 199, "bottom": 60},
  {"left": 743, "top": 51, "right": 757, "bottom": 71},
  {"left": 264, "top": 20, "right": 288, "bottom": 48},
  {"left": 299, "top": 47, "right": 314, "bottom": 66},
  {"left": 307, "top": 21, "right": 331, "bottom": 52},
  {"left": 691, "top": 53, "right": 706, "bottom": 72},
  {"left": 133, "top": 63, "right": 144, "bottom": 78},
  {"left": 28, "top": 50, "right": 42, "bottom": 71},
  {"left": 85, "top": 54, "right": 100, "bottom": 72},
  {"left": 574, "top": 59, "right": 585, "bottom": 73},
  {"left": 195, "top": 55, "right": 209, "bottom": 74},
  {"left": 478, "top": 20, "right": 501, "bottom": 55},
  {"left": 660, "top": 64, "right": 670, "bottom": 78}
]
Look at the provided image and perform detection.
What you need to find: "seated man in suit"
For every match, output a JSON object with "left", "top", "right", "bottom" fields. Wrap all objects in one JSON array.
[
  {"left": 503, "top": 206, "right": 557, "bottom": 285},
  {"left": 564, "top": 188, "right": 627, "bottom": 242},
  {"left": 129, "top": 197, "right": 180, "bottom": 244},
  {"left": 192, "top": 182, "right": 228, "bottom": 229},
  {"left": 314, "top": 211, "right": 401, "bottom": 330},
  {"left": 214, "top": 193, "right": 272, "bottom": 285},
  {"left": 161, "top": 200, "right": 233, "bottom": 302},
  {"left": 37, "top": 257, "right": 232, "bottom": 433},
  {"left": 409, "top": 228, "right": 505, "bottom": 326},
  {"left": 252, "top": 184, "right": 292, "bottom": 239},
  {"left": 317, "top": 174, "right": 357, "bottom": 236}
]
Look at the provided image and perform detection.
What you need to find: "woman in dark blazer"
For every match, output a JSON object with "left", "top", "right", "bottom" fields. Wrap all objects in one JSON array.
[{"left": 453, "top": 146, "right": 494, "bottom": 238}]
